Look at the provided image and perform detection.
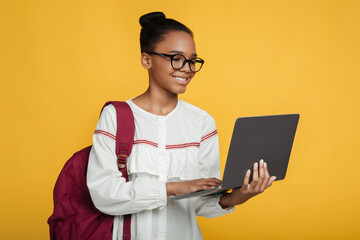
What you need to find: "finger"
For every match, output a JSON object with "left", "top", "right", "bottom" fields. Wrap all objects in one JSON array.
[
  {"left": 200, "top": 179, "right": 221, "bottom": 187},
  {"left": 203, "top": 178, "right": 221, "bottom": 185},
  {"left": 250, "top": 162, "right": 259, "bottom": 189},
  {"left": 243, "top": 169, "right": 251, "bottom": 186},
  {"left": 190, "top": 184, "right": 210, "bottom": 193},
  {"left": 210, "top": 178, "right": 222, "bottom": 184},
  {"left": 190, "top": 180, "right": 217, "bottom": 193},
  {"left": 200, "top": 184, "right": 213, "bottom": 190},
  {"left": 200, "top": 178, "right": 221, "bottom": 184},
  {"left": 260, "top": 161, "right": 270, "bottom": 191},
  {"left": 266, "top": 176, "right": 277, "bottom": 188},
  {"left": 254, "top": 159, "right": 265, "bottom": 192}
]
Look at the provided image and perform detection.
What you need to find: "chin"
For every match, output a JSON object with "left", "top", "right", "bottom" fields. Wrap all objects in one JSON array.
[
  {"left": 177, "top": 90, "right": 186, "bottom": 94},
  {"left": 172, "top": 86, "right": 187, "bottom": 95}
]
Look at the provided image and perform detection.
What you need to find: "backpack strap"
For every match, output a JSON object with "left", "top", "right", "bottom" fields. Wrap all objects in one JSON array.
[{"left": 100, "top": 101, "right": 134, "bottom": 240}]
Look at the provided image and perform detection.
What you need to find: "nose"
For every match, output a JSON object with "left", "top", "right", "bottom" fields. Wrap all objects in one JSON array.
[{"left": 180, "top": 60, "right": 192, "bottom": 73}]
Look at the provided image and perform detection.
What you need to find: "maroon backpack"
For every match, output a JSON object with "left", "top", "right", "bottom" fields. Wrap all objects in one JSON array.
[{"left": 47, "top": 101, "right": 134, "bottom": 240}]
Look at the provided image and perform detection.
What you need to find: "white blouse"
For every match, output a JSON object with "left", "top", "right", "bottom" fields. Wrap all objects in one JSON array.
[{"left": 87, "top": 98, "right": 234, "bottom": 240}]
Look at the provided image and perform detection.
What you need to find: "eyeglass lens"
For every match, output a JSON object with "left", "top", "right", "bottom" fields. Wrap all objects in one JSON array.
[{"left": 171, "top": 55, "right": 203, "bottom": 72}]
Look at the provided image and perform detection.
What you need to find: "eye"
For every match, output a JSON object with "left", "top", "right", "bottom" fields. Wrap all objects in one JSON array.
[
  {"left": 190, "top": 58, "right": 202, "bottom": 65},
  {"left": 172, "top": 55, "right": 183, "bottom": 61}
]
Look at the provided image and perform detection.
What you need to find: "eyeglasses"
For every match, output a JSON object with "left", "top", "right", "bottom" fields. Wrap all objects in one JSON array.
[{"left": 146, "top": 52, "right": 205, "bottom": 73}]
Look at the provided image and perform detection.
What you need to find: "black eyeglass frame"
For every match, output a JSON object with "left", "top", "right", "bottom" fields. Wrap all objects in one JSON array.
[{"left": 146, "top": 52, "right": 205, "bottom": 73}]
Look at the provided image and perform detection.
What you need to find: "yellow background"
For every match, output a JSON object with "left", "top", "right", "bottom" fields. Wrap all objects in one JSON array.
[{"left": 1, "top": 0, "right": 359, "bottom": 239}]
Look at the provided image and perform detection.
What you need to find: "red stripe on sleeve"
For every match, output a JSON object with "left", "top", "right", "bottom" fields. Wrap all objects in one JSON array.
[
  {"left": 200, "top": 130, "right": 218, "bottom": 143},
  {"left": 94, "top": 130, "right": 116, "bottom": 140}
]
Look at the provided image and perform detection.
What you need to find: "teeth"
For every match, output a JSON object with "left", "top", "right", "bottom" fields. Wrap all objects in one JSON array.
[{"left": 173, "top": 76, "right": 187, "bottom": 81}]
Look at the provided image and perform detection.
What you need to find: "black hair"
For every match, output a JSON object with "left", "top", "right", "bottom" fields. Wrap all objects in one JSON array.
[{"left": 139, "top": 11, "right": 194, "bottom": 53}]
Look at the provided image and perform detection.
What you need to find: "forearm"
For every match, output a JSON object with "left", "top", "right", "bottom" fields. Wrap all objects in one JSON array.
[
  {"left": 219, "top": 192, "right": 250, "bottom": 209},
  {"left": 88, "top": 177, "right": 167, "bottom": 215}
]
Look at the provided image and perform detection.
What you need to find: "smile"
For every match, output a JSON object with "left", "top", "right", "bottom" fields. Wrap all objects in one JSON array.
[{"left": 172, "top": 76, "right": 187, "bottom": 82}]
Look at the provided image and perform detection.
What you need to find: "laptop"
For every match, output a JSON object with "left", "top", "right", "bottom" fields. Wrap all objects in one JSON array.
[{"left": 168, "top": 114, "right": 300, "bottom": 200}]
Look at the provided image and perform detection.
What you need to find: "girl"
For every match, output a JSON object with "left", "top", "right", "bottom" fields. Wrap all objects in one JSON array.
[{"left": 87, "top": 11, "right": 277, "bottom": 240}]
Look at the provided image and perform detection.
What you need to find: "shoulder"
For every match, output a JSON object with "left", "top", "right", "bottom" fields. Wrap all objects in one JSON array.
[
  {"left": 99, "top": 104, "right": 117, "bottom": 121},
  {"left": 102, "top": 104, "right": 116, "bottom": 114},
  {"left": 95, "top": 104, "right": 117, "bottom": 132}
]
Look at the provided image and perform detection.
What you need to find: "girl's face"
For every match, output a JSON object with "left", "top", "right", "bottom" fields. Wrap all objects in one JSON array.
[{"left": 144, "top": 31, "right": 197, "bottom": 95}]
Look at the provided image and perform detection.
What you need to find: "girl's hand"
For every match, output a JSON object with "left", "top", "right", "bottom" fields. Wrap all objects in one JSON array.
[
  {"left": 166, "top": 178, "right": 222, "bottom": 197},
  {"left": 220, "top": 159, "right": 276, "bottom": 208}
]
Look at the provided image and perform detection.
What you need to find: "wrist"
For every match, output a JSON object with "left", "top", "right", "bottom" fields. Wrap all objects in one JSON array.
[
  {"left": 219, "top": 193, "right": 235, "bottom": 209},
  {"left": 166, "top": 182, "right": 175, "bottom": 196}
]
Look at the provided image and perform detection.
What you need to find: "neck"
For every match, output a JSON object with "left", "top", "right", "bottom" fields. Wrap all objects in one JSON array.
[{"left": 132, "top": 86, "right": 178, "bottom": 116}]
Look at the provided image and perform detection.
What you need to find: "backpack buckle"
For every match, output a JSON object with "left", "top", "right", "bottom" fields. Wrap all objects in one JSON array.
[{"left": 117, "top": 154, "right": 128, "bottom": 169}]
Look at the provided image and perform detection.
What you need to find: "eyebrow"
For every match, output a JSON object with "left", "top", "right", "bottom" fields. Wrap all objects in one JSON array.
[{"left": 169, "top": 50, "right": 197, "bottom": 57}]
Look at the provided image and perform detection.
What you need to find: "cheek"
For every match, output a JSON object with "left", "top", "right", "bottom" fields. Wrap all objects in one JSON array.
[
  {"left": 153, "top": 60, "right": 173, "bottom": 74},
  {"left": 157, "top": 65, "right": 176, "bottom": 80},
  {"left": 151, "top": 65, "right": 174, "bottom": 86}
]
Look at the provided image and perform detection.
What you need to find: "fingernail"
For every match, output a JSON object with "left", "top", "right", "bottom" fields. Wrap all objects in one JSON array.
[
  {"left": 247, "top": 169, "right": 250, "bottom": 175},
  {"left": 264, "top": 162, "right": 267, "bottom": 168},
  {"left": 254, "top": 162, "right": 258, "bottom": 168},
  {"left": 274, "top": 176, "right": 277, "bottom": 180},
  {"left": 260, "top": 159, "right": 264, "bottom": 165}
]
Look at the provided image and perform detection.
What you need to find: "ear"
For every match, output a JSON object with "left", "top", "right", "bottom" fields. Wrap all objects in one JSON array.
[{"left": 141, "top": 52, "right": 152, "bottom": 70}]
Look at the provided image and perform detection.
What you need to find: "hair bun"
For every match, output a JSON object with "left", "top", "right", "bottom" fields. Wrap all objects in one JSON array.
[{"left": 139, "top": 12, "right": 166, "bottom": 27}]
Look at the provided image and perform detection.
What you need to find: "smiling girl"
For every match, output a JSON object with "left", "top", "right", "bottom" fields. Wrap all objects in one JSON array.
[{"left": 87, "top": 11, "right": 276, "bottom": 240}]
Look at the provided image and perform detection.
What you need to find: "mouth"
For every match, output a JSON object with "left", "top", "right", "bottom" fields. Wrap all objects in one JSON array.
[{"left": 172, "top": 75, "right": 189, "bottom": 84}]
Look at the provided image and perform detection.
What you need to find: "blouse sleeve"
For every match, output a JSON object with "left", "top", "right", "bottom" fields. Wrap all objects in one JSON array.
[
  {"left": 86, "top": 104, "right": 167, "bottom": 216},
  {"left": 194, "top": 113, "right": 235, "bottom": 218}
]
